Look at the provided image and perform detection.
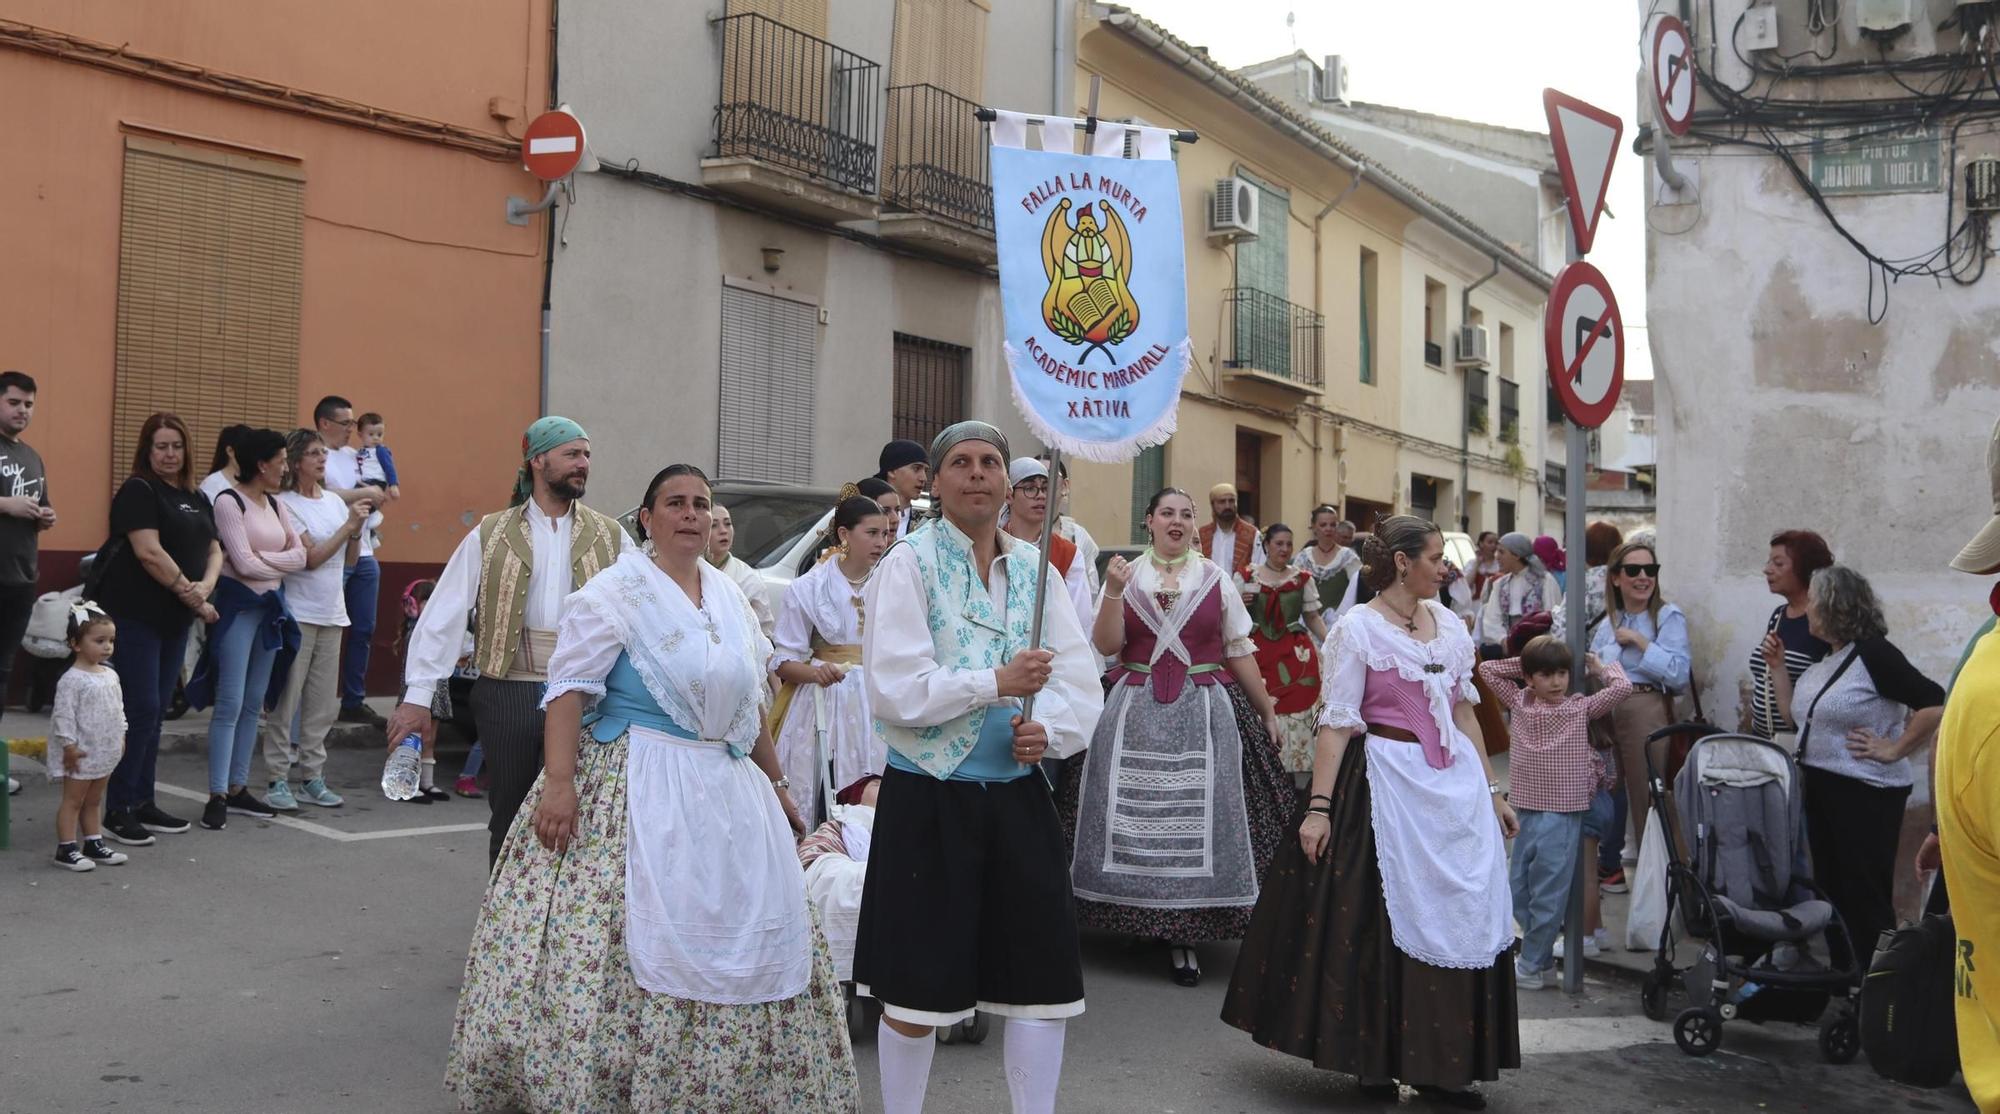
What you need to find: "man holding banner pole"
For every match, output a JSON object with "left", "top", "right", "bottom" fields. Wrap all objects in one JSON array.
[{"left": 854, "top": 421, "right": 1103, "bottom": 1114}]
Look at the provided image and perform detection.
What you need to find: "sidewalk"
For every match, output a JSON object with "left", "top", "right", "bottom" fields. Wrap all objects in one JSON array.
[{"left": 2, "top": 695, "right": 459, "bottom": 761}]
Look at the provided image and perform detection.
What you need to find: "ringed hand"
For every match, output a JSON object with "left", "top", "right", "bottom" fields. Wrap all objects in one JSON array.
[
  {"left": 1299, "top": 812, "right": 1331, "bottom": 864},
  {"left": 1011, "top": 716, "right": 1049, "bottom": 765}
]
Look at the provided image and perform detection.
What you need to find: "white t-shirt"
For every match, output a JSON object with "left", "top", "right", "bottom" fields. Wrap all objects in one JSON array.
[
  {"left": 278, "top": 490, "right": 352, "bottom": 627},
  {"left": 322, "top": 446, "right": 374, "bottom": 557},
  {"left": 198, "top": 470, "right": 233, "bottom": 505}
]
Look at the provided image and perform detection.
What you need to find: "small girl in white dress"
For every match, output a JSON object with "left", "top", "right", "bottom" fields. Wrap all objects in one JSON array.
[{"left": 50, "top": 605, "right": 129, "bottom": 872}]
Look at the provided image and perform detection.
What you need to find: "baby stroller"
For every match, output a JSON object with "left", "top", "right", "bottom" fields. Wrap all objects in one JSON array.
[{"left": 1636, "top": 724, "right": 1863, "bottom": 1063}]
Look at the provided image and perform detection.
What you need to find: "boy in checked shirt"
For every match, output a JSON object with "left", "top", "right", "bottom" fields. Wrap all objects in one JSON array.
[{"left": 1478, "top": 635, "right": 1632, "bottom": 988}]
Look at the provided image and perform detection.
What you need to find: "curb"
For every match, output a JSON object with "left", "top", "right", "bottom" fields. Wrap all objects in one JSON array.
[{"left": 159, "top": 721, "right": 388, "bottom": 755}]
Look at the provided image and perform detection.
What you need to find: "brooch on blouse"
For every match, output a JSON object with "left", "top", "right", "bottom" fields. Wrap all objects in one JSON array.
[{"left": 1423, "top": 663, "right": 1445, "bottom": 674}]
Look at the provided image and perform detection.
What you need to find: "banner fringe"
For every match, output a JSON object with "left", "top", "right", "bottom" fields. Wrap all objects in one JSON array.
[{"left": 1003, "top": 338, "right": 1191, "bottom": 464}]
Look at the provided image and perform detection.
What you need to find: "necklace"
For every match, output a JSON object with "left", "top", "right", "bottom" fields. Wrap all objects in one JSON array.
[{"left": 1380, "top": 593, "right": 1422, "bottom": 633}]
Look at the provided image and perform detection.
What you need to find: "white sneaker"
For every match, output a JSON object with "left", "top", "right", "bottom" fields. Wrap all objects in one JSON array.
[
  {"left": 1552, "top": 932, "right": 1603, "bottom": 960},
  {"left": 1514, "top": 957, "right": 1553, "bottom": 989},
  {"left": 6, "top": 775, "right": 19, "bottom": 795}
]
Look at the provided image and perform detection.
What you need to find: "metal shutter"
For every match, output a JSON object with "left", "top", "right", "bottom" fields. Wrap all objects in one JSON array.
[
  {"left": 1233, "top": 177, "right": 1291, "bottom": 380},
  {"left": 719, "top": 282, "right": 817, "bottom": 483},
  {"left": 725, "top": 0, "right": 827, "bottom": 38},
  {"left": 1128, "top": 443, "right": 1164, "bottom": 544},
  {"left": 113, "top": 136, "right": 304, "bottom": 483},
  {"left": 890, "top": 0, "right": 988, "bottom": 97}
]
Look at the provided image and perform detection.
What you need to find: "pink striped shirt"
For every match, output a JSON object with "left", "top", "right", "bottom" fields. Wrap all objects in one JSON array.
[{"left": 212, "top": 487, "right": 306, "bottom": 594}]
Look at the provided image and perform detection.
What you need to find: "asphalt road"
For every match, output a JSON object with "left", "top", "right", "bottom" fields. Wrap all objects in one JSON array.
[{"left": 3, "top": 744, "right": 1979, "bottom": 1113}]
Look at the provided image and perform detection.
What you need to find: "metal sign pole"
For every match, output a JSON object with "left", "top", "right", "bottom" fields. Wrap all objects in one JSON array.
[{"left": 1561, "top": 231, "right": 1589, "bottom": 996}]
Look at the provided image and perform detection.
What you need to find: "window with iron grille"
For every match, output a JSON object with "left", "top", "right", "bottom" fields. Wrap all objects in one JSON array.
[
  {"left": 1499, "top": 379, "right": 1520, "bottom": 443},
  {"left": 892, "top": 333, "right": 968, "bottom": 447},
  {"left": 719, "top": 282, "right": 818, "bottom": 483},
  {"left": 1497, "top": 499, "right": 1516, "bottom": 536},
  {"left": 1129, "top": 442, "right": 1164, "bottom": 543}
]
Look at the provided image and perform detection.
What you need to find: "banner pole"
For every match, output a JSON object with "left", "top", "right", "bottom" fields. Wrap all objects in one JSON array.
[{"left": 1020, "top": 445, "right": 1064, "bottom": 726}]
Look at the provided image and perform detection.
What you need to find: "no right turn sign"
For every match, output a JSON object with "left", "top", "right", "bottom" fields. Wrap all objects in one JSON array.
[{"left": 1543, "top": 261, "right": 1624, "bottom": 429}]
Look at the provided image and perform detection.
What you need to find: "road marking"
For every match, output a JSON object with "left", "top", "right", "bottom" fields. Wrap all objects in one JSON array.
[{"left": 153, "top": 783, "right": 487, "bottom": 843}]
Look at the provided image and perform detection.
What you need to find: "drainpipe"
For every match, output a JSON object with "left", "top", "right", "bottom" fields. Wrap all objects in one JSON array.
[
  {"left": 1308, "top": 166, "right": 1365, "bottom": 509},
  {"left": 1457, "top": 254, "right": 1501, "bottom": 532},
  {"left": 538, "top": 1, "right": 560, "bottom": 417},
  {"left": 1053, "top": 0, "right": 1075, "bottom": 116}
]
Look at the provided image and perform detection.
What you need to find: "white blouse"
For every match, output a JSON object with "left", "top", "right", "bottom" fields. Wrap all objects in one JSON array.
[{"left": 772, "top": 559, "right": 867, "bottom": 666}]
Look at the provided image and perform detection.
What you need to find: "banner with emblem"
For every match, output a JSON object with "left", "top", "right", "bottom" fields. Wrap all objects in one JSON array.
[{"left": 990, "top": 111, "right": 1190, "bottom": 463}]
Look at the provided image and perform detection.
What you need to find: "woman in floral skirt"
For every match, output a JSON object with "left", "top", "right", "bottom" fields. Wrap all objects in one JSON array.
[
  {"left": 1236, "top": 522, "right": 1328, "bottom": 783},
  {"left": 445, "top": 463, "right": 857, "bottom": 1113}
]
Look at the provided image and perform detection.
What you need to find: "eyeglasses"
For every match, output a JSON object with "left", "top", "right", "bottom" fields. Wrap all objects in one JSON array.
[
  {"left": 1616, "top": 563, "right": 1661, "bottom": 578},
  {"left": 325, "top": 418, "right": 355, "bottom": 428},
  {"left": 1013, "top": 481, "right": 1051, "bottom": 496}
]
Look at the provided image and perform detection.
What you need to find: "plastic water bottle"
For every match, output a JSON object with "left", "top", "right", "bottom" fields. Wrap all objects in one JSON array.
[{"left": 381, "top": 734, "right": 423, "bottom": 801}]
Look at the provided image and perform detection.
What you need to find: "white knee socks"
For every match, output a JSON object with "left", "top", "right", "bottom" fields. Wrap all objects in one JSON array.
[
  {"left": 877, "top": 1019, "right": 936, "bottom": 1114},
  {"left": 1003, "top": 1017, "right": 1067, "bottom": 1114}
]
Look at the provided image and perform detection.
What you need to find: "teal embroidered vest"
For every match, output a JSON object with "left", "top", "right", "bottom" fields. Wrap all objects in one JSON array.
[{"left": 876, "top": 518, "right": 1041, "bottom": 780}]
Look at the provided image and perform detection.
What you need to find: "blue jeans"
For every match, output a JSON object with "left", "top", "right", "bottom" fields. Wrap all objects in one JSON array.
[
  {"left": 105, "top": 609, "right": 192, "bottom": 814},
  {"left": 1599, "top": 789, "right": 1629, "bottom": 871},
  {"left": 207, "top": 610, "right": 281, "bottom": 795},
  {"left": 340, "top": 555, "right": 379, "bottom": 708},
  {"left": 1510, "top": 807, "right": 1584, "bottom": 972},
  {"left": 1581, "top": 789, "right": 1616, "bottom": 843}
]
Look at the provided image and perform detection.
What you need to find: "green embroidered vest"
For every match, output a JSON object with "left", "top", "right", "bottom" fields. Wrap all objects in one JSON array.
[
  {"left": 472, "top": 502, "right": 622, "bottom": 678},
  {"left": 876, "top": 518, "right": 1040, "bottom": 780}
]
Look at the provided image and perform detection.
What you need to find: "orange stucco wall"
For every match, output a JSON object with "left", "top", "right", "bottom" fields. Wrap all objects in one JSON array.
[{"left": 0, "top": 3, "right": 551, "bottom": 570}]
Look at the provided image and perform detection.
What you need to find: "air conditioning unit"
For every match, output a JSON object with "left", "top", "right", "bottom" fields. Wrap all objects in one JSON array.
[
  {"left": 1208, "top": 178, "right": 1260, "bottom": 242},
  {"left": 1453, "top": 324, "right": 1490, "bottom": 367},
  {"left": 1317, "top": 55, "right": 1350, "bottom": 104}
]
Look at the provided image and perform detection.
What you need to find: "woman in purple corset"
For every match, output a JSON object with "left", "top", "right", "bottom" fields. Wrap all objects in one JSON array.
[
  {"left": 1222, "top": 514, "right": 1520, "bottom": 1110},
  {"left": 1067, "top": 487, "right": 1292, "bottom": 988}
]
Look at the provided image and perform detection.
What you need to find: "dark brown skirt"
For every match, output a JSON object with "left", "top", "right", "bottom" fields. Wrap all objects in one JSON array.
[{"left": 1220, "top": 737, "right": 1522, "bottom": 1090}]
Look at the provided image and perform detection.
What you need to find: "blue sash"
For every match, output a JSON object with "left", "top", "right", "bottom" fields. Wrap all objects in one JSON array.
[
  {"left": 886, "top": 700, "right": 1029, "bottom": 783},
  {"left": 582, "top": 652, "right": 748, "bottom": 758}
]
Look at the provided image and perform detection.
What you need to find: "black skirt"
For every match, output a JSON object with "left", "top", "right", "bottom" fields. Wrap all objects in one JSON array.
[
  {"left": 1221, "top": 739, "right": 1521, "bottom": 1090},
  {"left": 853, "top": 766, "right": 1084, "bottom": 1024}
]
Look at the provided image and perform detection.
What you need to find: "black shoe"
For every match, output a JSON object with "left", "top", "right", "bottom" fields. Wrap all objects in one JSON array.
[
  {"left": 1169, "top": 945, "right": 1201, "bottom": 987},
  {"left": 338, "top": 703, "right": 387, "bottom": 728},
  {"left": 80, "top": 839, "right": 128, "bottom": 865},
  {"left": 225, "top": 788, "right": 276, "bottom": 819},
  {"left": 1359, "top": 1081, "right": 1402, "bottom": 1103},
  {"left": 422, "top": 786, "right": 451, "bottom": 802},
  {"left": 135, "top": 802, "right": 191, "bottom": 833},
  {"left": 1415, "top": 1085, "right": 1487, "bottom": 1110},
  {"left": 102, "top": 810, "right": 157, "bottom": 846},
  {"left": 53, "top": 844, "right": 94, "bottom": 872},
  {"left": 200, "top": 796, "right": 228, "bottom": 831},
  {"left": 399, "top": 791, "right": 435, "bottom": 805}
]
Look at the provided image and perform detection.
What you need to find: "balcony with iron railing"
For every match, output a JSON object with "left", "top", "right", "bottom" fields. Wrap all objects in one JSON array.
[
  {"left": 1221, "top": 287, "right": 1325, "bottom": 395},
  {"left": 703, "top": 11, "right": 883, "bottom": 223},
  {"left": 877, "top": 83, "right": 997, "bottom": 261}
]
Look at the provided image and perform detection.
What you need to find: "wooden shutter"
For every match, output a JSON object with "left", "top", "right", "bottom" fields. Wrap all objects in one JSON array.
[
  {"left": 1128, "top": 443, "right": 1164, "bottom": 544},
  {"left": 890, "top": 0, "right": 987, "bottom": 97},
  {"left": 113, "top": 136, "right": 304, "bottom": 483},
  {"left": 726, "top": 0, "right": 827, "bottom": 38},
  {"left": 719, "top": 282, "right": 817, "bottom": 484},
  {"left": 891, "top": 334, "right": 967, "bottom": 449}
]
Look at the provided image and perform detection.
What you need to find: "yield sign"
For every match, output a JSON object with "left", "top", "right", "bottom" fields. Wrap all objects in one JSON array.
[
  {"left": 1542, "top": 261, "right": 1624, "bottom": 429},
  {"left": 1543, "top": 90, "right": 1623, "bottom": 256},
  {"left": 1652, "top": 17, "right": 1696, "bottom": 137}
]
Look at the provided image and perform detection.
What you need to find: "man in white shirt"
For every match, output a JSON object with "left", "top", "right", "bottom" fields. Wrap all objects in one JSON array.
[
  {"left": 1002, "top": 458, "right": 1094, "bottom": 640},
  {"left": 1034, "top": 453, "right": 1102, "bottom": 600},
  {"left": 383, "top": 417, "right": 633, "bottom": 866},
  {"left": 856, "top": 422, "right": 1103, "bottom": 1114},
  {"left": 1199, "top": 482, "right": 1263, "bottom": 572},
  {"left": 313, "top": 396, "right": 390, "bottom": 730}
]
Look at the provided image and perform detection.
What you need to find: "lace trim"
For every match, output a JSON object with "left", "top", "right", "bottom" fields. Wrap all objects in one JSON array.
[
  {"left": 1319, "top": 701, "right": 1364, "bottom": 731},
  {"left": 542, "top": 678, "right": 608, "bottom": 707},
  {"left": 1328, "top": 603, "right": 1475, "bottom": 687},
  {"left": 1223, "top": 637, "right": 1255, "bottom": 659},
  {"left": 1363, "top": 743, "right": 1512, "bottom": 970}
]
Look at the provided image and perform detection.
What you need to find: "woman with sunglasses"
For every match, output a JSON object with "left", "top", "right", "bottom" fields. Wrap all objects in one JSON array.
[{"left": 1586, "top": 541, "right": 1690, "bottom": 865}]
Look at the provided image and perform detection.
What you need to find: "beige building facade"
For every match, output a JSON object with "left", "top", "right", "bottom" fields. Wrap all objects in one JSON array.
[{"left": 1063, "top": 9, "right": 1550, "bottom": 549}]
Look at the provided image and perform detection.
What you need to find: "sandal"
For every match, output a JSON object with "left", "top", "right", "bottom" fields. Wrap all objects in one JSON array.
[{"left": 1169, "top": 945, "right": 1201, "bottom": 987}]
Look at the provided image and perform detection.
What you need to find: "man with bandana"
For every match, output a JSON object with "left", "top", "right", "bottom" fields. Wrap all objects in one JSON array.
[
  {"left": 1199, "top": 482, "right": 1262, "bottom": 572},
  {"left": 384, "top": 417, "right": 633, "bottom": 866},
  {"left": 855, "top": 421, "right": 1104, "bottom": 1114}
]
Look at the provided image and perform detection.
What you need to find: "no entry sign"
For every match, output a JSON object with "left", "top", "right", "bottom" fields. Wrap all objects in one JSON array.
[
  {"left": 1543, "top": 261, "right": 1624, "bottom": 429},
  {"left": 522, "top": 109, "right": 587, "bottom": 181},
  {"left": 1652, "top": 17, "right": 1695, "bottom": 137}
]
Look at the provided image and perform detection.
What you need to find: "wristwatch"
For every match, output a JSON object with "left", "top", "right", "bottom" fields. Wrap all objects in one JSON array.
[
  {"left": 1488, "top": 780, "right": 1503, "bottom": 795},
  {"left": 771, "top": 776, "right": 791, "bottom": 791}
]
